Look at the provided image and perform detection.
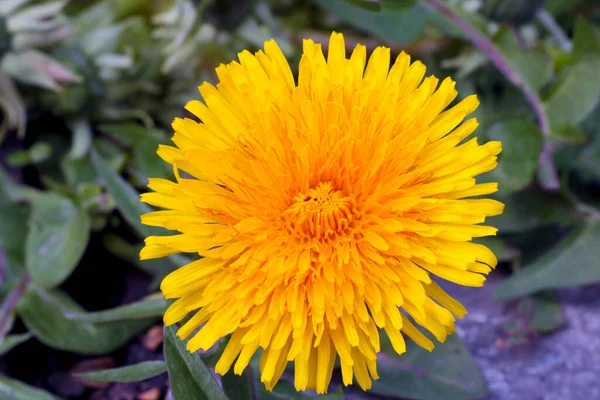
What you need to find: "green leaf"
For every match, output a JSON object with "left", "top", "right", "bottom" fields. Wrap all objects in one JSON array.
[
  {"left": 222, "top": 370, "right": 254, "bottom": 400},
  {"left": 574, "top": 135, "right": 600, "bottom": 181},
  {"left": 0, "top": 333, "right": 32, "bottom": 355},
  {"left": 572, "top": 17, "right": 600, "bottom": 60},
  {"left": 545, "top": 0, "right": 586, "bottom": 14},
  {"left": 90, "top": 149, "right": 158, "bottom": 237},
  {"left": 90, "top": 149, "right": 191, "bottom": 270},
  {"left": 7, "top": 143, "right": 52, "bottom": 166},
  {"left": 313, "top": 0, "right": 457, "bottom": 44},
  {"left": 544, "top": 57, "right": 600, "bottom": 127},
  {"left": 163, "top": 325, "right": 228, "bottom": 400},
  {"left": 494, "top": 27, "right": 552, "bottom": 91},
  {"left": 65, "top": 296, "right": 167, "bottom": 323},
  {"left": 339, "top": 0, "right": 381, "bottom": 11},
  {"left": 494, "top": 222, "right": 600, "bottom": 299},
  {"left": 549, "top": 124, "right": 587, "bottom": 145},
  {"left": 0, "top": 374, "right": 64, "bottom": 400},
  {"left": 61, "top": 156, "right": 98, "bottom": 190},
  {"left": 68, "top": 119, "right": 93, "bottom": 160},
  {"left": 372, "top": 332, "right": 487, "bottom": 400},
  {"left": 544, "top": 19, "right": 600, "bottom": 127},
  {"left": 0, "top": 198, "right": 29, "bottom": 279},
  {"left": 529, "top": 293, "right": 565, "bottom": 333},
  {"left": 18, "top": 287, "right": 151, "bottom": 354},
  {"left": 74, "top": 361, "right": 167, "bottom": 383},
  {"left": 254, "top": 379, "right": 343, "bottom": 400},
  {"left": 97, "top": 123, "right": 171, "bottom": 181},
  {"left": 489, "top": 188, "right": 575, "bottom": 233},
  {"left": 485, "top": 118, "right": 543, "bottom": 194},
  {"left": 25, "top": 193, "right": 90, "bottom": 288},
  {"left": 339, "top": 0, "right": 416, "bottom": 11}
]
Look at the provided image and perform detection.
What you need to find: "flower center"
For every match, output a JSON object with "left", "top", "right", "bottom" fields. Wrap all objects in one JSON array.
[{"left": 282, "top": 182, "right": 356, "bottom": 242}]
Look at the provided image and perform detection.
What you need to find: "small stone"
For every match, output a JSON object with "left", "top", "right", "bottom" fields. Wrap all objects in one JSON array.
[
  {"left": 143, "top": 326, "right": 164, "bottom": 351},
  {"left": 138, "top": 387, "right": 161, "bottom": 400}
]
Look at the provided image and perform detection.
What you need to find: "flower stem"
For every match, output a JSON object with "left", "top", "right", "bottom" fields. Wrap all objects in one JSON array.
[{"left": 422, "top": 0, "right": 560, "bottom": 190}]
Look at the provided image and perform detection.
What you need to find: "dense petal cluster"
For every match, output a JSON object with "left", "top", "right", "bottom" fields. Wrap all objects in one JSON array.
[{"left": 140, "top": 32, "right": 504, "bottom": 394}]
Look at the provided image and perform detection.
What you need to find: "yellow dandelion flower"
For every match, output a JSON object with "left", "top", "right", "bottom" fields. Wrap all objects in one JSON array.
[{"left": 140, "top": 32, "right": 504, "bottom": 394}]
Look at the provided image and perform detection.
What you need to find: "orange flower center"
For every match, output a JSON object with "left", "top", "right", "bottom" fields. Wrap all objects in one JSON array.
[{"left": 282, "top": 182, "right": 360, "bottom": 242}]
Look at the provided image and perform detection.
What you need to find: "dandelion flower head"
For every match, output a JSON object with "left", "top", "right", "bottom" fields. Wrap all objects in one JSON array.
[{"left": 140, "top": 32, "right": 504, "bottom": 394}]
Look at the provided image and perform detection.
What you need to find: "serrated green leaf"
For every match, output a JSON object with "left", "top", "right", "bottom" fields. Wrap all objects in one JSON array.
[
  {"left": 163, "top": 325, "right": 228, "bottom": 400},
  {"left": 313, "top": 0, "right": 457, "bottom": 44},
  {"left": 372, "top": 332, "right": 487, "bottom": 400},
  {"left": 0, "top": 374, "right": 64, "bottom": 400},
  {"left": 18, "top": 287, "right": 151, "bottom": 354},
  {"left": 65, "top": 296, "right": 167, "bottom": 323},
  {"left": 494, "top": 222, "right": 600, "bottom": 299},
  {"left": 0, "top": 333, "right": 32, "bottom": 355},
  {"left": 25, "top": 193, "right": 90, "bottom": 288},
  {"left": 494, "top": 27, "right": 552, "bottom": 91},
  {"left": 485, "top": 118, "right": 543, "bottom": 194},
  {"left": 75, "top": 360, "right": 167, "bottom": 383}
]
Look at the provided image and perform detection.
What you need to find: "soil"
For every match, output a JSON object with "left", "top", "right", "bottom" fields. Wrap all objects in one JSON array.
[{"left": 443, "top": 273, "right": 600, "bottom": 400}]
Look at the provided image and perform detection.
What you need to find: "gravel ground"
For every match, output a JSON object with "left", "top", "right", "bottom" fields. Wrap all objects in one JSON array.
[{"left": 445, "top": 272, "right": 600, "bottom": 400}]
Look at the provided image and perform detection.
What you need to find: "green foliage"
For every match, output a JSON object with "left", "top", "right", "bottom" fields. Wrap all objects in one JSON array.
[
  {"left": 17, "top": 286, "right": 152, "bottom": 354},
  {"left": 0, "top": 374, "right": 64, "bottom": 400},
  {"left": 221, "top": 371, "right": 255, "bottom": 400},
  {"left": 494, "top": 222, "right": 600, "bottom": 299},
  {"left": 485, "top": 118, "right": 543, "bottom": 194},
  {"left": 1, "top": 0, "right": 600, "bottom": 399},
  {"left": 314, "top": 0, "right": 457, "bottom": 44},
  {"left": 372, "top": 333, "right": 488, "bottom": 400},
  {"left": 493, "top": 27, "right": 552, "bottom": 91},
  {"left": 74, "top": 360, "right": 167, "bottom": 383},
  {"left": 64, "top": 295, "right": 168, "bottom": 323},
  {"left": 164, "top": 325, "right": 229, "bottom": 400},
  {"left": 0, "top": 332, "right": 32, "bottom": 355},
  {"left": 25, "top": 192, "right": 90, "bottom": 288}
]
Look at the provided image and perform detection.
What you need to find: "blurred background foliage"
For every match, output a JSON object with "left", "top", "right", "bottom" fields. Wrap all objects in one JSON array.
[{"left": 0, "top": 0, "right": 599, "bottom": 399}]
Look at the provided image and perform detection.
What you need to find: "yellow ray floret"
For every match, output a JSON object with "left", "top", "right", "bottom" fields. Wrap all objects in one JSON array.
[{"left": 140, "top": 32, "right": 504, "bottom": 394}]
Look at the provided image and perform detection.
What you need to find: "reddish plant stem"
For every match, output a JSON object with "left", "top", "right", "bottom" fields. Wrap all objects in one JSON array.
[
  {"left": 0, "top": 246, "right": 6, "bottom": 285},
  {"left": 0, "top": 273, "right": 30, "bottom": 338},
  {"left": 423, "top": 0, "right": 560, "bottom": 190}
]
